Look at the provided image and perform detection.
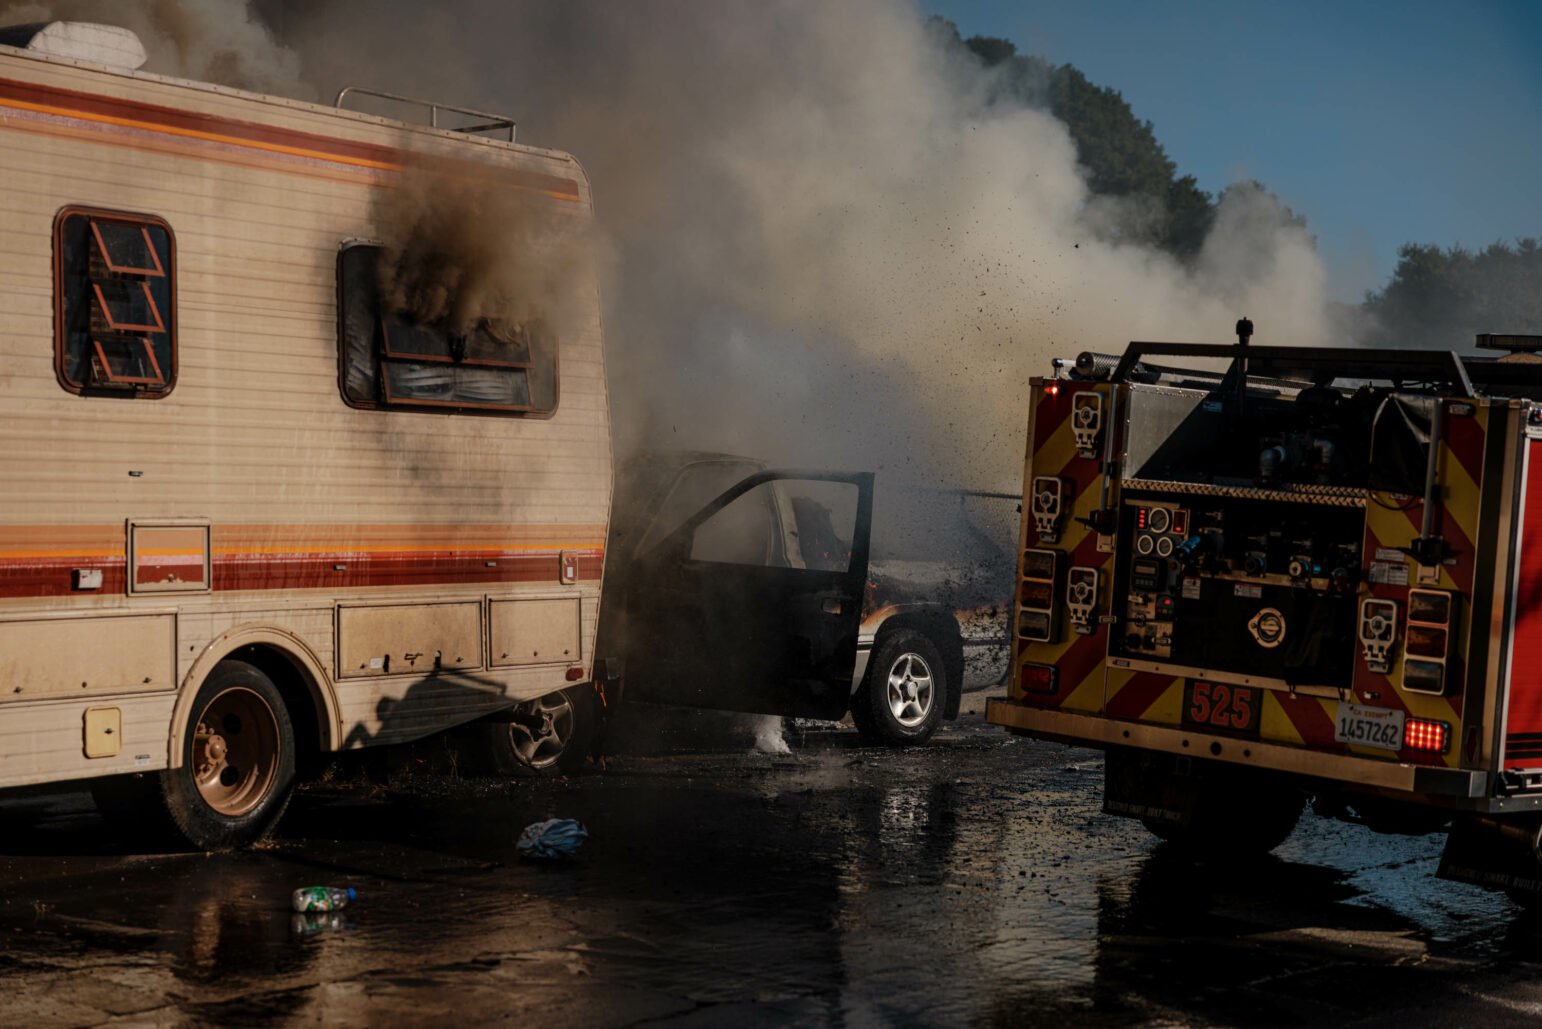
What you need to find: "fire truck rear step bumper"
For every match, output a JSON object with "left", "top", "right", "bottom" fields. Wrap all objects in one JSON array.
[{"left": 986, "top": 698, "right": 1488, "bottom": 799}]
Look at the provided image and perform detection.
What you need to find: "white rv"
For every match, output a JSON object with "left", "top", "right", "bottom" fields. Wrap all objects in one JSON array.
[{"left": 0, "top": 23, "right": 613, "bottom": 847}]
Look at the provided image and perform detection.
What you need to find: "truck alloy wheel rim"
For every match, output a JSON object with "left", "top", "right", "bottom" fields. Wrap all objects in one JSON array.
[
  {"left": 191, "top": 686, "right": 280, "bottom": 817},
  {"left": 508, "top": 693, "right": 575, "bottom": 768},
  {"left": 886, "top": 652, "right": 935, "bottom": 727}
]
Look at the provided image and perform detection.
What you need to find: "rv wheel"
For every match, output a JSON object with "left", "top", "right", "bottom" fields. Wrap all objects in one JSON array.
[
  {"left": 484, "top": 686, "right": 594, "bottom": 777},
  {"left": 161, "top": 660, "right": 296, "bottom": 850},
  {"left": 853, "top": 630, "right": 946, "bottom": 746}
]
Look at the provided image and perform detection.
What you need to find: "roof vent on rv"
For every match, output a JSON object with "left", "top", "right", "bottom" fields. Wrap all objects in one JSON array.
[{"left": 0, "top": 22, "right": 147, "bottom": 70}]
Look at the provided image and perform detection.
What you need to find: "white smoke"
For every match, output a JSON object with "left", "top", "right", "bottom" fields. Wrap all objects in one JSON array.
[
  {"left": 4, "top": 0, "right": 1334, "bottom": 490},
  {"left": 0, "top": 0, "right": 304, "bottom": 93},
  {"left": 275, "top": 0, "right": 1331, "bottom": 490}
]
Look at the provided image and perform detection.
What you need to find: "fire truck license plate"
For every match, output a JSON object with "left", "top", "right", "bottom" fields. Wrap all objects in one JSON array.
[{"left": 1334, "top": 703, "right": 1405, "bottom": 751}]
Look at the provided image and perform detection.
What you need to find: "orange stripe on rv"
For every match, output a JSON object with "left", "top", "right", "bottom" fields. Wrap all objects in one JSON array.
[{"left": 0, "top": 75, "right": 584, "bottom": 201}]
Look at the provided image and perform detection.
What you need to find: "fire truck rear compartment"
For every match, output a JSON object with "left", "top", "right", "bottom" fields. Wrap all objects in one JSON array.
[
  {"left": 1113, "top": 492, "right": 1363, "bottom": 687},
  {"left": 999, "top": 333, "right": 1542, "bottom": 897}
]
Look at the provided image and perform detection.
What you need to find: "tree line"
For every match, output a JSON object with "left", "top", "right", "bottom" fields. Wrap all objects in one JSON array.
[{"left": 937, "top": 20, "right": 1542, "bottom": 346}]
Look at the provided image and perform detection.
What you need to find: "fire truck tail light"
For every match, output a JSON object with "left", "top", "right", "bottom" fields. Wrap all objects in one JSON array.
[
  {"left": 1018, "top": 610, "right": 1052, "bottom": 640},
  {"left": 1402, "top": 589, "right": 1454, "bottom": 695},
  {"left": 1405, "top": 718, "right": 1450, "bottom": 754},
  {"left": 1406, "top": 624, "right": 1448, "bottom": 658},
  {"left": 1022, "top": 549, "right": 1058, "bottom": 580},
  {"left": 1403, "top": 659, "right": 1446, "bottom": 695},
  {"left": 1021, "top": 662, "right": 1058, "bottom": 695},
  {"left": 1021, "top": 581, "right": 1054, "bottom": 608},
  {"left": 1019, "top": 547, "right": 1061, "bottom": 644}
]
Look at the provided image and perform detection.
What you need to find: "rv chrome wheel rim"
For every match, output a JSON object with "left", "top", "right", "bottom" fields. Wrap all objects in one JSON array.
[
  {"left": 508, "top": 693, "right": 576, "bottom": 769},
  {"left": 191, "top": 687, "right": 280, "bottom": 817},
  {"left": 886, "top": 652, "right": 935, "bottom": 728}
]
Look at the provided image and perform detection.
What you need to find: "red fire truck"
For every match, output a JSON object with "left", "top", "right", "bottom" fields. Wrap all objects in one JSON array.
[{"left": 987, "top": 323, "right": 1542, "bottom": 903}]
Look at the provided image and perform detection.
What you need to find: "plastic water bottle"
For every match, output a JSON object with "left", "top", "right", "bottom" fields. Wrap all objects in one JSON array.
[{"left": 291, "top": 886, "right": 356, "bottom": 913}]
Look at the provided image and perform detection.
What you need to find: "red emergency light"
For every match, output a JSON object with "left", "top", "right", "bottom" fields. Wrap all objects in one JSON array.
[{"left": 1404, "top": 718, "right": 1450, "bottom": 754}]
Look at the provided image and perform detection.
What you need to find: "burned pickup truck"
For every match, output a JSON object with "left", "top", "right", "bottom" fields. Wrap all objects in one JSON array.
[{"left": 477, "top": 451, "right": 1014, "bottom": 771}]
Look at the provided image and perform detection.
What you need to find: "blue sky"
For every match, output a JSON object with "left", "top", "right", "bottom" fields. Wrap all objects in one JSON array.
[{"left": 924, "top": 0, "right": 1542, "bottom": 302}]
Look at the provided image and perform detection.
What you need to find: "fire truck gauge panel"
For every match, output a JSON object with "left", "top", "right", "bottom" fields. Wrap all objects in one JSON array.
[{"left": 1111, "top": 492, "right": 1361, "bottom": 685}]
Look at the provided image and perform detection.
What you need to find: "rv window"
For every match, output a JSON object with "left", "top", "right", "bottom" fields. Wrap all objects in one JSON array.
[
  {"left": 54, "top": 209, "right": 175, "bottom": 397},
  {"left": 337, "top": 245, "right": 557, "bottom": 416}
]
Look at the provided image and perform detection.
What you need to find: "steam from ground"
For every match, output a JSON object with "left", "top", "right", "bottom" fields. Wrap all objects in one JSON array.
[
  {"left": 751, "top": 716, "right": 792, "bottom": 756},
  {"left": 2, "top": 0, "right": 1334, "bottom": 489},
  {"left": 0, "top": 0, "right": 302, "bottom": 93}
]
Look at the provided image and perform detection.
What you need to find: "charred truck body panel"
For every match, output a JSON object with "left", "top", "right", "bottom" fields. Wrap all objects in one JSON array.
[
  {"left": 988, "top": 330, "right": 1542, "bottom": 898},
  {"left": 0, "top": 28, "right": 610, "bottom": 845}
]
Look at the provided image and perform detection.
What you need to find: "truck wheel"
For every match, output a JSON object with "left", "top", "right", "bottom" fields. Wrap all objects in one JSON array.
[
  {"left": 854, "top": 630, "right": 946, "bottom": 746},
  {"left": 1142, "top": 779, "right": 1304, "bottom": 857},
  {"left": 161, "top": 660, "right": 296, "bottom": 850},
  {"left": 483, "top": 686, "right": 593, "bottom": 777}
]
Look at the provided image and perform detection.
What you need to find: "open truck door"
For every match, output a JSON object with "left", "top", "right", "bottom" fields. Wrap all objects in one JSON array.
[{"left": 620, "top": 471, "right": 874, "bottom": 720}]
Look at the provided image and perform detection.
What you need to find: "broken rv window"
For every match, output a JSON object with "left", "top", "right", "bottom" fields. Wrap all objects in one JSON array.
[
  {"left": 337, "top": 244, "right": 557, "bottom": 416},
  {"left": 54, "top": 208, "right": 175, "bottom": 397}
]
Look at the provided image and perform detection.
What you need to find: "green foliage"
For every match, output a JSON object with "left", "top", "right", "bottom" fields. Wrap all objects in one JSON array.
[
  {"left": 933, "top": 16, "right": 1526, "bottom": 333},
  {"left": 942, "top": 19, "right": 1221, "bottom": 259},
  {"left": 1164, "top": 175, "right": 1215, "bottom": 260},
  {"left": 1361, "top": 239, "right": 1542, "bottom": 348}
]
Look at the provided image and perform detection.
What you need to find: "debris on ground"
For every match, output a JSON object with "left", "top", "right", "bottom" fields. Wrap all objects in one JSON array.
[
  {"left": 291, "top": 886, "right": 357, "bottom": 913},
  {"left": 517, "top": 818, "right": 589, "bottom": 860}
]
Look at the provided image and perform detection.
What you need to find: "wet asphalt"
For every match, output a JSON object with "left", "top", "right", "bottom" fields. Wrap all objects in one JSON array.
[{"left": 4, "top": 706, "right": 1542, "bottom": 1027}]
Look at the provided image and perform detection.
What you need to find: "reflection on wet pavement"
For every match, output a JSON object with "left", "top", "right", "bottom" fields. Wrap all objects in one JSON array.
[{"left": 3, "top": 718, "right": 1542, "bottom": 1026}]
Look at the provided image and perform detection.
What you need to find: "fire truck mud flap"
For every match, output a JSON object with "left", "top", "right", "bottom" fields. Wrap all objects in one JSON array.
[{"left": 1439, "top": 816, "right": 1542, "bottom": 898}]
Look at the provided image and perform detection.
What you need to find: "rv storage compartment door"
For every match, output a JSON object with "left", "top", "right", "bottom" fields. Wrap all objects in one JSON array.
[
  {"left": 489, "top": 598, "right": 581, "bottom": 667},
  {"left": 0, "top": 613, "right": 174, "bottom": 701},
  {"left": 337, "top": 601, "right": 483, "bottom": 678}
]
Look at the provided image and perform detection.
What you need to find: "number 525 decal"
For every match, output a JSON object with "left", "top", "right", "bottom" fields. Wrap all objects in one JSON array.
[{"left": 1181, "top": 680, "right": 1261, "bottom": 736}]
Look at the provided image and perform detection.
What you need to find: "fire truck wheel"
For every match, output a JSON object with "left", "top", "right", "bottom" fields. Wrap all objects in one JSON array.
[
  {"left": 483, "top": 686, "right": 594, "bottom": 777},
  {"left": 160, "top": 660, "right": 297, "bottom": 851},
  {"left": 1143, "top": 779, "right": 1304, "bottom": 856},
  {"left": 853, "top": 630, "right": 946, "bottom": 746}
]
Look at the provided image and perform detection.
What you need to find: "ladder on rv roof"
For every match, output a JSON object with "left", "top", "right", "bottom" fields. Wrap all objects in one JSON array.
[{"left": 334, "top": 86, "right": 516, "bottom": 142}]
